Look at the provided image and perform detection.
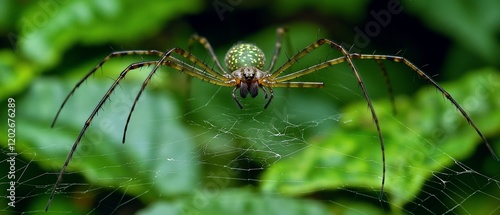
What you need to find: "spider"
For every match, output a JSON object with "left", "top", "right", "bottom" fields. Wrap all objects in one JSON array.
[{"left": 45, "top": 27, "right": 498, "bottom": 211}]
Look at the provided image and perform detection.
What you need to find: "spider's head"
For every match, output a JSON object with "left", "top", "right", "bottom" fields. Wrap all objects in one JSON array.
[{"left": 232, "top": 67, "right": 265, "bottom": 99}]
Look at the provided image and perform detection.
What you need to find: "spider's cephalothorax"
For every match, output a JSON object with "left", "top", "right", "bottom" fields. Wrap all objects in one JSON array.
[
  {"left": 46, "top": 27, "right": 499, "bottom": 211},
  {"left": 225, "top": 43, "right": 269, "bottom": 100},
  {"left": 232, "top": 66, "right": 267, "bottom": 99}
]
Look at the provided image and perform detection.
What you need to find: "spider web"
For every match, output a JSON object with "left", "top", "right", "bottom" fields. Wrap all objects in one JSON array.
[{"left": 1, "top": 62, "right": 499, "bottom": 214}]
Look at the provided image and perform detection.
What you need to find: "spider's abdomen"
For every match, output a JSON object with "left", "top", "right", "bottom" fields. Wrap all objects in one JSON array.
[{"left": 225, "top": 43, "right": 265, "bottom": 71}]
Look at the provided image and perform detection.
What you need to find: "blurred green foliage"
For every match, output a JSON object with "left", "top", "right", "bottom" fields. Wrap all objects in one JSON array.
[{"left": 1, "top": 0, "right": 499, "bottom": 214}]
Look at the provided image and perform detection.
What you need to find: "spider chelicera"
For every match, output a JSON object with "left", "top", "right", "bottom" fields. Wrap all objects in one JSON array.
[{"left": 46, "top": 27, "right": 498, "bottom": 211}]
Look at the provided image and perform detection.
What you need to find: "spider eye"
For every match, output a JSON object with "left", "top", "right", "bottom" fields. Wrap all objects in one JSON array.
[{"left": 243, "top": 68, "right": 255, "bottom": 81}]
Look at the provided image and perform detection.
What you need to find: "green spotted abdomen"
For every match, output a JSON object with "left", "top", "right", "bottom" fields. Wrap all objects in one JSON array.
[{"left": 224, "top": 43, "right": 265, "bottom": 71}]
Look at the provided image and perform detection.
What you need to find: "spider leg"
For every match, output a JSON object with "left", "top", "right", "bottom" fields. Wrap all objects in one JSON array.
[
  {"left": 261, "top": 86, "right": 269, "bottom": 99},
  {"left": 270, "top": 82, "right": 324, "bottom": 88},
  {"left": 266, "top": 27, "right": 287, "bottom": 73},
  {"left": 44, "top": 52, "right": 170, "bottom": 212},
  {"left": 264, "top": 86, "right": 274, "bottom": 109},
  {"left": 189, "top": 34, "right": 229, "bottom": 75},
  {"left": 167, "top": 57, "right": 233, "bottom": 85},
  {"left": 123, "top": 47, "right": 236, "bottom": 139},
  {"left": 270, "top": 39, "right": 386, "bottom": 199},
  {"left": 106, "top": 59, "right": 229, "bottom": 143},
  {"left": 375, "top": 59, "right": 397, "bottom": 115},
  {"left": 122, "top": 52, "right": 235, "bottom": 142},
  {"left": 351, "top": 53, "right": 499, "bottom": 161},
  {"left": 273, "top": 55, "right": 396, "bottom": 114},
  {"left": 262, "top": 82, "right": 324, "bottom": 108},
  {"left": 171, "top": 46, "right": 231, "bottom": 81},
  {"left": 232, "top": 86, "right": 244, "bottom": 109},
  {"left": 274, "top": 57, "right": 345, "bottom": 82},
  {"left": 51, "top": 50, "right": 164, "bottom": 127}
]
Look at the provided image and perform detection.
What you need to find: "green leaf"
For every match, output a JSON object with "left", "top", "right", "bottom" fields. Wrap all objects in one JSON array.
[
  {"left": 0, "top": 50, "right": 35, "bottom": 99},
  {"left": 404, "top": 0, "right": 500, "bottom": 65},
  {"left": 137, "top": 188, "right": 331, "bottom": 215},
  {"left": 17, "top": 0, "right": 202, "bottom": 69},
  {"left": 261, "top": 68, "right": 500, "bottom": 209}
]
